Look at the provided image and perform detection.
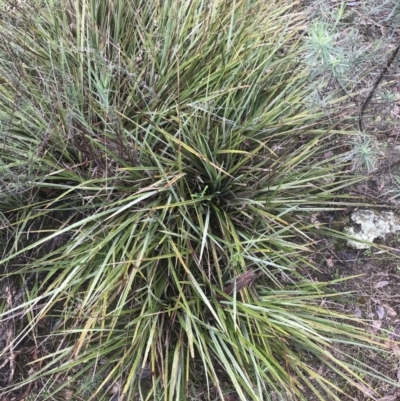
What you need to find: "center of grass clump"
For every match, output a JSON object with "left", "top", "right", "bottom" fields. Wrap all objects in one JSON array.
[{"left": 1, "top": 0, "right": 396, "bottom": 400}]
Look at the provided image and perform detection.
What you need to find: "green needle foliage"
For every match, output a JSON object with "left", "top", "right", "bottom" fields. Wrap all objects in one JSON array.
[{"left": 0, "top": 0, "right": 396, "bottom": 400}]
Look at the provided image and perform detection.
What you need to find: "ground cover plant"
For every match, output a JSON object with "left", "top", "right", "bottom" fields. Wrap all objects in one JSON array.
[{"left": 0, "top": 0, "right": 399, "bottom": 400}]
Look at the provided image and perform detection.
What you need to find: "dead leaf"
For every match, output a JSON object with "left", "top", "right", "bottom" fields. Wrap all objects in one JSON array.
[
  {"left": 377, "top": 395, "right": 398, "bottom": 401},
  {"left": 109, "top": 383, "right": 120, "bottom": 394},
  {"left": 310, "top": 214, "right": 321, "bottom": 228},
  {"left": 218, "top": 269, "right": 260, "bottom": 300},
  {"left": 356, "top": 382, "right": 376, "bottom": 398},
  {"left": 326, "top": 258, "right": 334, "bottom": 268},
  {"left": 374, "top": 281, "right": 390, "bottom": 289},
  {"left": 280, "top": 272, "right": 292, "bottom": 283},
  {"left": 385, "top": 338, "right": 400, "bottom": 355},
  {"left": 377, "top": 304, "right": 385, "bottom": 320},
  {"left": 61, "top": 390, "right": 74, "bottom": 400},
  {"left": 371, "top": 320, "right": 382, "bottom": 333},
  {"left": 317, "top": 363, "right": 325, "bottom": 375},
  {"left": 354, "top": 306, "right": 362, "bottom": 318},
  {"left": 383, "top": 303, "right": 397, "bottom": 317}
]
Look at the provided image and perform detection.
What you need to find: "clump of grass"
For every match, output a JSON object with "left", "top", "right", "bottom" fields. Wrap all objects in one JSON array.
[
  {"left": 303, "top": 0, "right": 400, "bottom": 132},
  {"left": 344, "top": 133, "right": 380, "bottom": 175},
  {"left": 304, "top": 19, "right": 345, "bottom": 78},
  {"left": 0, "top": 0, "right": 397, "bottom": 400}
]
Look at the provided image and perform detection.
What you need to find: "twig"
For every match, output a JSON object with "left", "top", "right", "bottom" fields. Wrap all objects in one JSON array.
[{"left": 358, "top": 43, "right": 400, "bottom": 132}]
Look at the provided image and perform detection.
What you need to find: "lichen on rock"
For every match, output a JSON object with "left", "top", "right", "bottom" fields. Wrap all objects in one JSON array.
[{"left": 344, "top": 210, "right": 400, "bottom": 249}]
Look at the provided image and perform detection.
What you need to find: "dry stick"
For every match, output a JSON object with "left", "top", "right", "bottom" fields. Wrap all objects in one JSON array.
[{"left": 358, "top": 43, "right": 400, "bottom": 132}]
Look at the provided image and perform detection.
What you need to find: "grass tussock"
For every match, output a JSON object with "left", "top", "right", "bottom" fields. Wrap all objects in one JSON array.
[{"left": 0, "top": 0, "right": 397, "bottom": 400}]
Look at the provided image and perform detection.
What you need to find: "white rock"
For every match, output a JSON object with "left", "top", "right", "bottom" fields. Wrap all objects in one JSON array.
[{"left": 344, "top": 210, "right": 400, "bottom": 249}]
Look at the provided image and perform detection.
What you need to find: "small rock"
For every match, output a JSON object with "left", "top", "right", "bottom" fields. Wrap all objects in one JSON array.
[{"left": 344, "top": 210, "right": 400, "bottom": 249}]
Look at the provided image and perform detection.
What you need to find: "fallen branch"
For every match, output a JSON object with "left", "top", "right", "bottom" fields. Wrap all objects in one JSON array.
[{"left": 359, "top": 43, "right": 400, "bottom": 132}]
